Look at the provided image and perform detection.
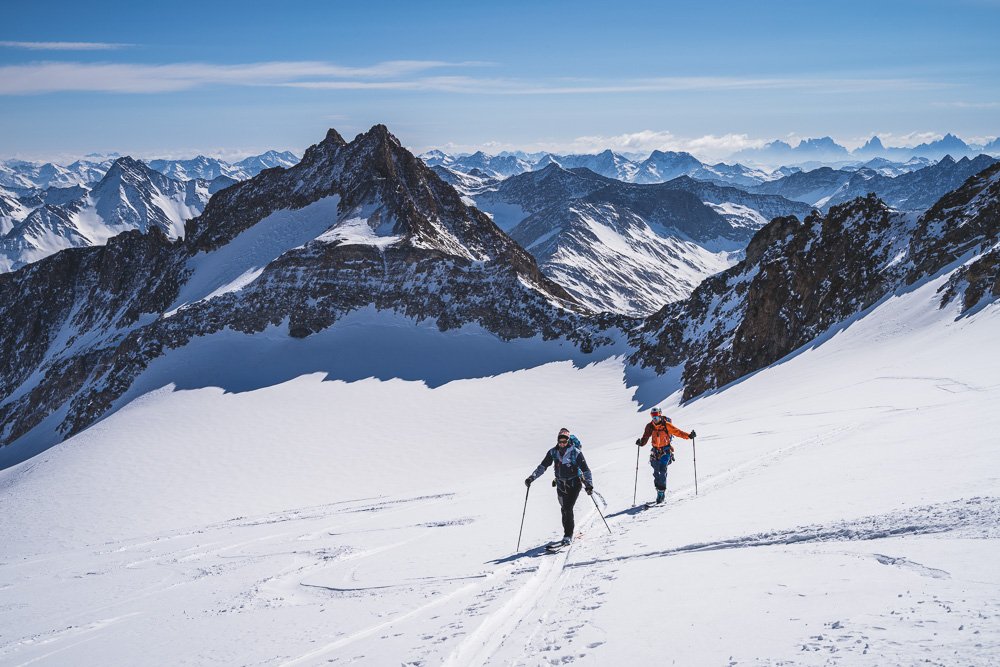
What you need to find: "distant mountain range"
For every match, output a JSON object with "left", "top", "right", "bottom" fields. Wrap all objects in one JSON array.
[
  {"left": 0, "top": 150, "right": 299, "bottom": 190},
  {"left": 732, "top": 132, "right": 994, "bottom": 166},
  {"left": 749, "top": 154, "right": 998, "bottom": 210},
  {"left": 1, "top": 123, "right": 998, "bottom": 458},
  {"left": 422, "top": 132, "right": 999, "bottom": 181},
  {"left": 0, "top": 150, "right": 299, "bottom": 272},
  {"left": 468, "top": 164, "right": 813, "bottom": 314},
  {"left": 0, "top": 157, "right": 224, "bottom": 272}
]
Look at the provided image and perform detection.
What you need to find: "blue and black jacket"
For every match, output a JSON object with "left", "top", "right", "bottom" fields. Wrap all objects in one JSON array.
[{"left": 528, "top": 443, "right": 593, "bottom": 487}]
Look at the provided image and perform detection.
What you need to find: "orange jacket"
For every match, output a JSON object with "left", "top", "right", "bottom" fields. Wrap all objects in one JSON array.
[{"left": 639, "top": 419, "right": 691, "bottom": 449}]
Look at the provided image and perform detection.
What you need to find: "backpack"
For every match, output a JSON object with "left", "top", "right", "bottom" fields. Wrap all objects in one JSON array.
[{"left": 568, "top": 435, "right": 582, "bottom": 449}]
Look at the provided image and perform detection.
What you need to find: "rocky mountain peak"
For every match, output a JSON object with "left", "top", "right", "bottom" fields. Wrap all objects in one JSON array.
[{"left": 862, "top": 136, "right": 885, "bottom": 150}]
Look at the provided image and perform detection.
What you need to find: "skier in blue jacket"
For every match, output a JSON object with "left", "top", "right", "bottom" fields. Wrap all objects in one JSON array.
[{"left": 525, "top": 428, "right": 594, "bottom": 547}]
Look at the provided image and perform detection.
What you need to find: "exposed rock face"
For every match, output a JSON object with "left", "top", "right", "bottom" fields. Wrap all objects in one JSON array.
[
  {"left": 0, "top": 125, "right": 619, "bottom": 453},
  {"left": 925, "top": 164, "right": 1000, "bottom": 311},
  {"left": 632, "top": 162, "right": 1000, "bottom": 400}
]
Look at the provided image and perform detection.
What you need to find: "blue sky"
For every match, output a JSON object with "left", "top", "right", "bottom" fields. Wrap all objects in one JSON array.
[{"left": 2, "top": 0, "right": 998, "bottom": 161}]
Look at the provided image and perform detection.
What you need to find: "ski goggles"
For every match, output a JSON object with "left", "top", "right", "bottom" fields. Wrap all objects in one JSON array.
[{"left": 557, "top": 435, "right": 570, "bottom": 443}]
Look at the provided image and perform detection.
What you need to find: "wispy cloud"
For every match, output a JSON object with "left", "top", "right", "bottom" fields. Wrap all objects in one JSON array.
[
  {"left": 931, "top": 100, "right": 1000, "bottom": 109},
  {"left": 0, "top": 59, "right": 946, "bottom": 97},
  {"left": 0, "top": 40, "right": 134, "bottom": 51},
  {"left": 0, "top": 60, "right": 489, "bottom": 94},
  {"left": 287, "top": 74, "right": 943, "bottom": 96}
]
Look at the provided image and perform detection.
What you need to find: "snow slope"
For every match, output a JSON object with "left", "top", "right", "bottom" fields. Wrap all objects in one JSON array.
[{"left": 1, "top": 266, "right": 998, "bottom": 664}]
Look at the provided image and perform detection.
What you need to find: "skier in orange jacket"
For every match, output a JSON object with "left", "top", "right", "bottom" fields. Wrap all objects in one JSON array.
[{"left": 636, "top": 407, "right": 696, "bottom": 504}]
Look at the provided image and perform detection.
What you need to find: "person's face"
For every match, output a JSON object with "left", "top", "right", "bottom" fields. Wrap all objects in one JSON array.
[
  {"left": 652, "top": 415, "right": 662, "bottom": 423},
  {"left": 557, "top": 436, "right": 569, "bottom": 447}
]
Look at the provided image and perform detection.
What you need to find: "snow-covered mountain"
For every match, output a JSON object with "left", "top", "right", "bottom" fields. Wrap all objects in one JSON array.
[
  {"left": 752, "top": 154, "right": 998, "bottom": 210},
  {"left": 233, "top": 149, "right": 300, "bottom": 174},
  {"left": 630, "top": 150, "right": 703, "bottom": 183},
  {"left": 0, "top": 125, "right": 615, "bottom": 455},
  {"left": 0, "top": 157, "right": 207, "bottom": 272},
  {"left": 423, "top": 150, "right": 534, "bottom": 179},
  {"left": 145, "top": 155, "right": 247, "bottom": 181},
  {"left": 749, "top": 166, "right": 855, "bottom": 207},
  {"left": 423, "top": 149, "right": 783, "bottom": 188},
  {"left": 0, "top": 151, "right": 299, "bottom": 192},
  {"left": 472, "top": 163, "right": 614, "bottom": 230},
  {"left": 146, "top": 150, "right": 299, "bottom": 181},
  {"left": 473, "top": 164, "right": 810, "bottom": 235},
  {"left": 471, "top": 164, "right": 812, "bottom": 314},
  {"left": 470, "top": 163, "right": 811, "bottom": 315},
  {"left": 509, "top": 200, "right": 735, "bottom": 314},
  {"left": 0, "top": 158, "right": 117, "bottom": 189},
  {"left": 657, "top": 176, "right": 814, "bottom": 229},
  {"left": 1, "top": 137, "right": 999, "bottom": 666},
  {"left": 430, "top": 165, "right": 500, "bottom": 197},
  {"left": 0, "top": 186, "right": 30, "bottom": 235},
  {"left": 849, "top": 156, "right": 933, "bottom": 177},
  {"left": 544, "top": 150, "right": 640, "bottom": 182},
  {"left": 822, "top": 154, "right": 998, "bottom": 211}
]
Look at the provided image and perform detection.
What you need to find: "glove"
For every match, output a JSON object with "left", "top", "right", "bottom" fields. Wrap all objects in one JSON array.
[
  {"left": 585, "top": 485, "right": 594, "bottom": 495},
  {"left": 524, "top": 477, "right": 533, "bottom": 487},
  {"left": 635, "top": 438, "right": 642, "bottom": 446},
  {"left": 689, "top": 430, "right": 697, "bottom": 439}
]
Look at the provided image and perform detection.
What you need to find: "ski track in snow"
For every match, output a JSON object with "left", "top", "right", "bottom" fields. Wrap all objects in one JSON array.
[{"left": 3, "top": 419, "right": 997, "bottom": 666}]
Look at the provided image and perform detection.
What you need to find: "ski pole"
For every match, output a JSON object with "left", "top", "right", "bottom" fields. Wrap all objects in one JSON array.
[
  {"left": 632, "top": 443, "right": 640, "bottom": 506},
  {"left": 589, "top": 487, "right": 613, "bottom": 534},
  {"left": 692, "top": 436, "right": 699, "bottom": 496},
  {"left": 516, "top": 484, "right": 530, "bottom": 552}
]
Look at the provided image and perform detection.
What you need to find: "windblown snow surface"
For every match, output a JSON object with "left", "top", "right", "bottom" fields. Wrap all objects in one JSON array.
[{"left": 1, "top": 273, "right": 999, "bottom": 665}]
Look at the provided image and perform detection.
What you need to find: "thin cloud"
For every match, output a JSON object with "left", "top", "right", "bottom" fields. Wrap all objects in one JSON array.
[
  {"left": 932, "top": 101, "right": 1000, "bottom": 109},
  {"left": 0, "top": 40, "right": 134, "bottom": 50},
  {"left": 0, "top": 59, "right": 948, "bottom": 96},
  {"left": 288, "top": 74, "right": 943, "bottom": 96},
  {"left": 0, "top": 60, "right": 489, "bottom": 94}
]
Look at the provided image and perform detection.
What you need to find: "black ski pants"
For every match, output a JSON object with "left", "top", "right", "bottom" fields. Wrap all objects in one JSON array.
[{"left": 556, "top": 478, "right": 582, "bottom": 538}]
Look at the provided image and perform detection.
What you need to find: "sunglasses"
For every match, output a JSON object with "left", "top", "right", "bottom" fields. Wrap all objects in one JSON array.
[{"left": 557, "top": 436, "right": 570, "bottom": 442}]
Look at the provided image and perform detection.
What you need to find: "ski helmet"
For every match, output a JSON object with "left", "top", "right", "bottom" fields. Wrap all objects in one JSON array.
[
  {"left": 557, "top": 427, "right": 571, "bottom": 444},
  {"left": 650, "top": 407, "right": 662, "bottom": 417}
]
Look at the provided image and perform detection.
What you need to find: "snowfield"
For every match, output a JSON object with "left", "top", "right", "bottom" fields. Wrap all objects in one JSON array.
[{"left": 1, "top": 272, "right": 999, "bottom": 665}]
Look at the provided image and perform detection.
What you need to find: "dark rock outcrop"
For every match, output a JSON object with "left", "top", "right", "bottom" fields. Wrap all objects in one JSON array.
[{"left": 632, "top": 162, "right": 1000, "bottom": 400}]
